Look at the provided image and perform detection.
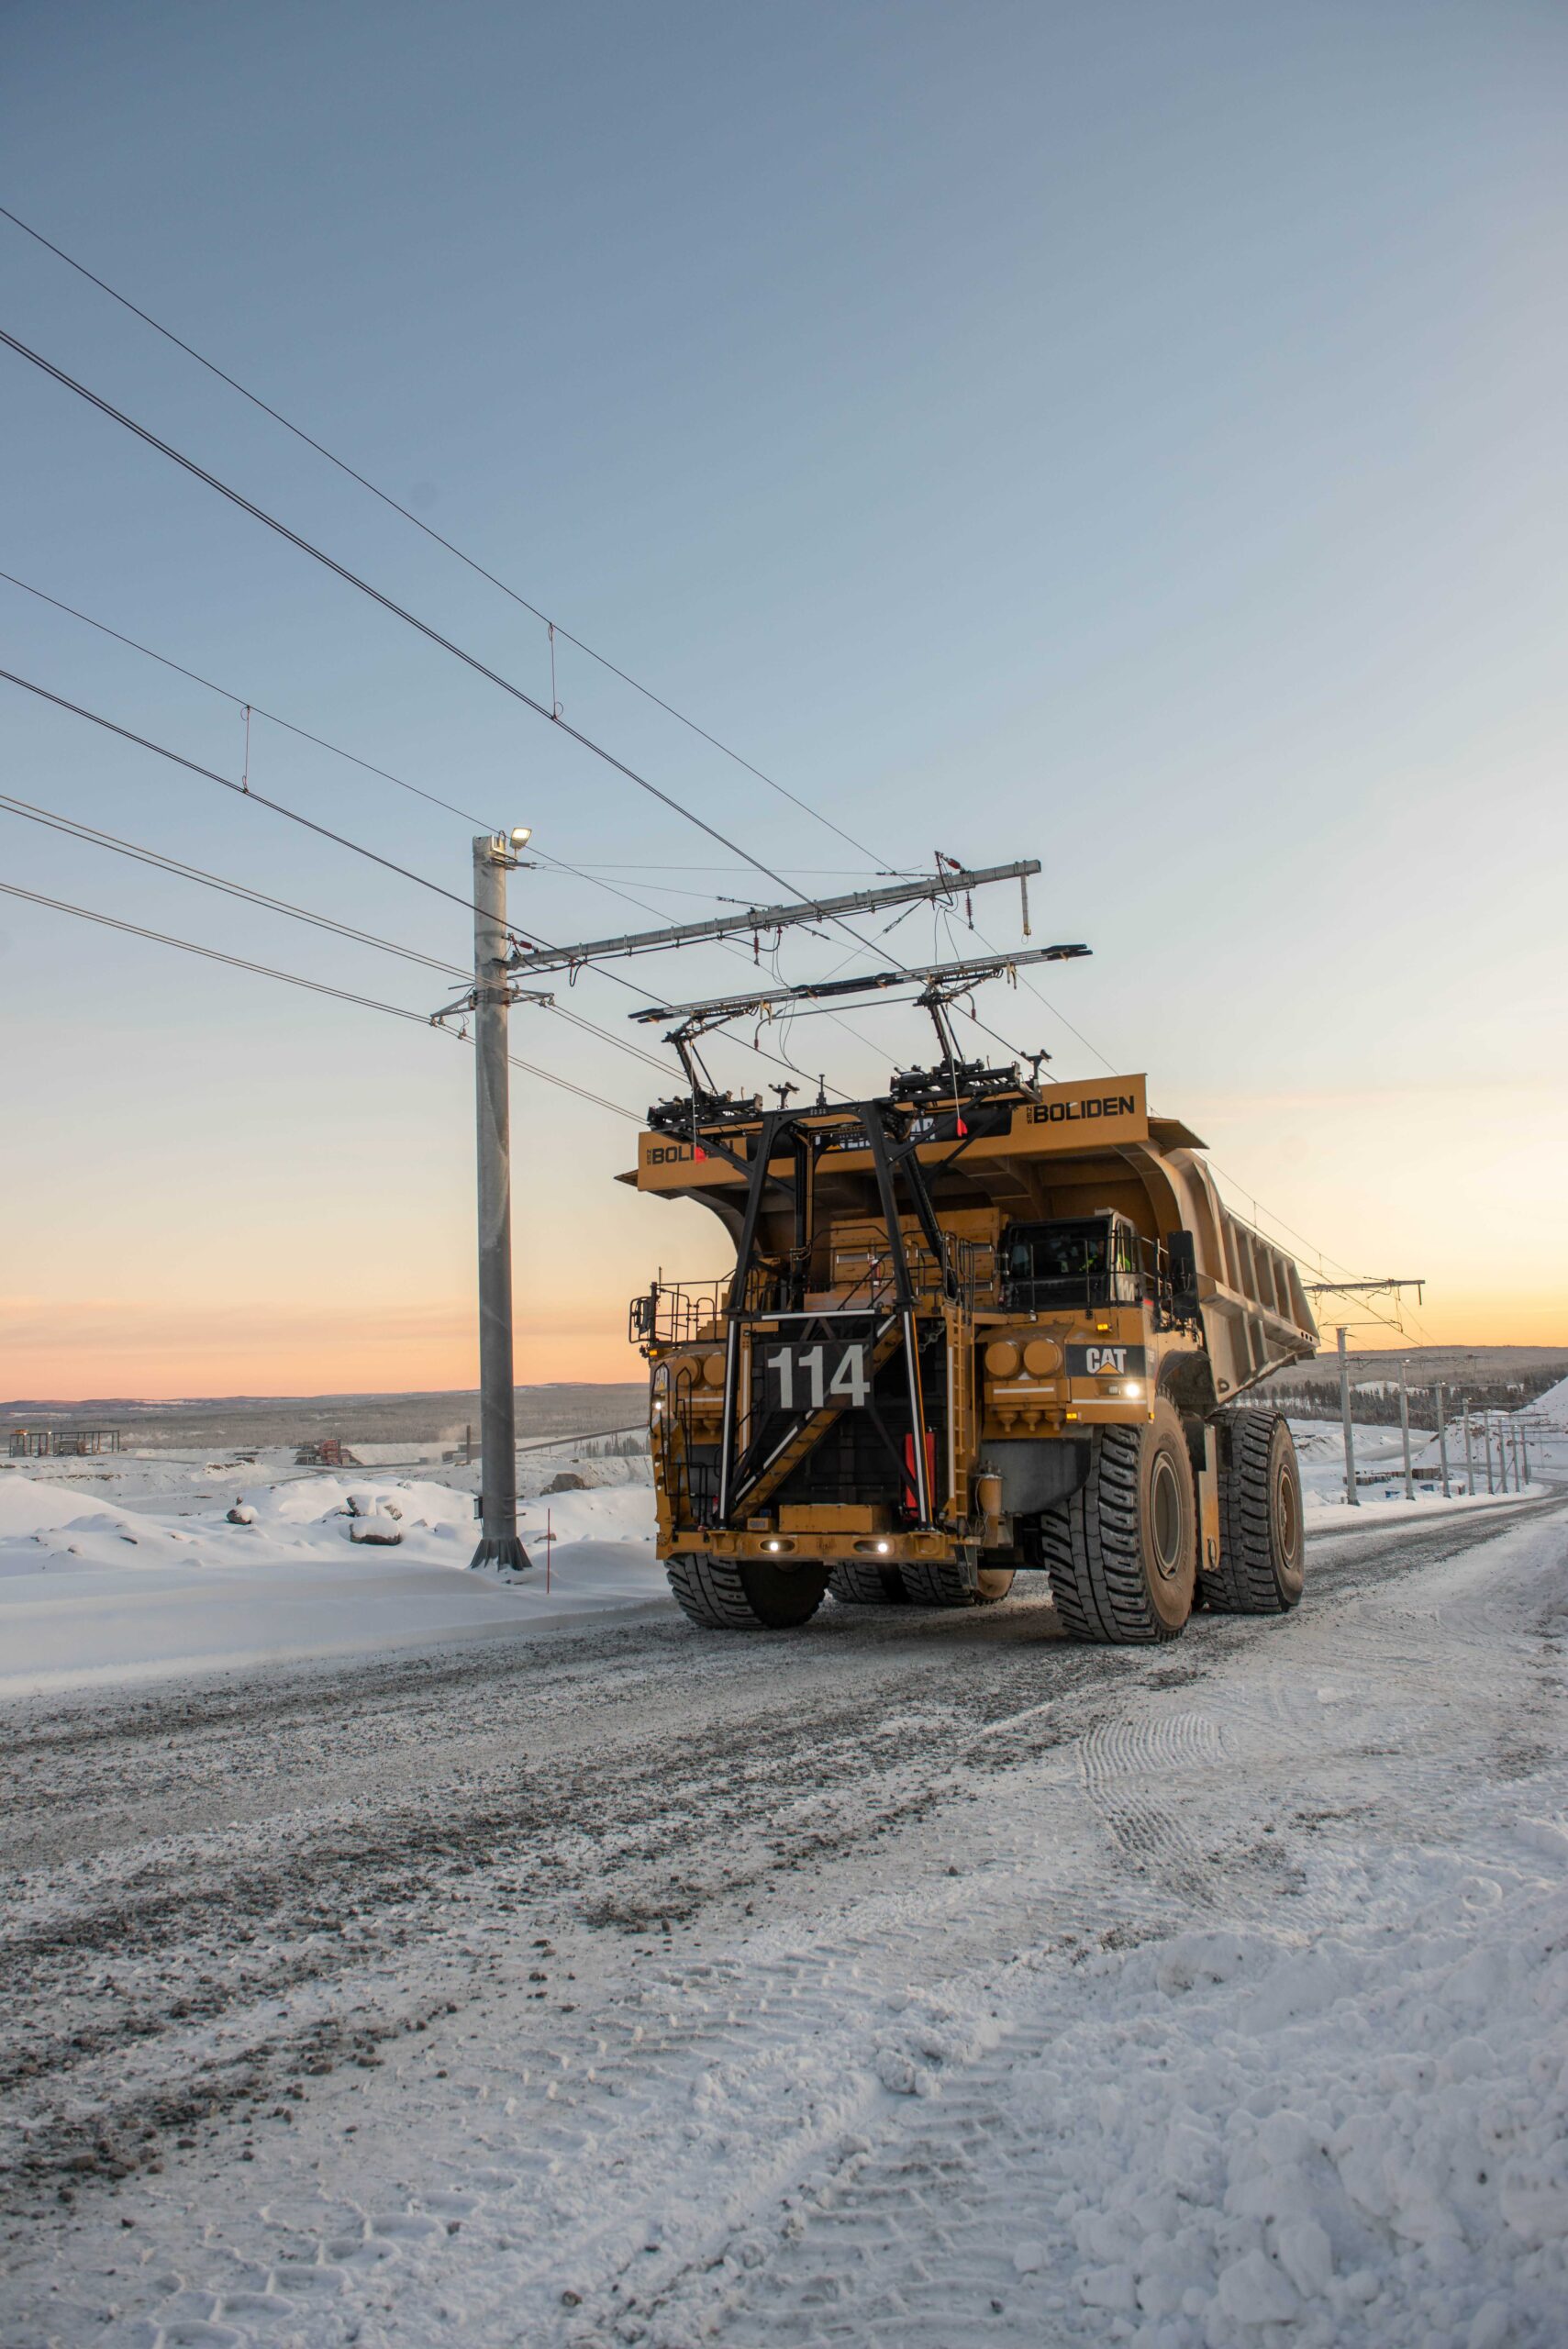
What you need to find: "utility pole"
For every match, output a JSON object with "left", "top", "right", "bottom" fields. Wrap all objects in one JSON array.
[
  {"left": 1435, "top": 1381, "right": 1450, "bottom": 1497},
  {"left": 1337, "top": 1327, "right": 1358, "bottom": 1508},
  {"left": 1462, "top": 1398, "right": 1473, "bottom": 1497},
  {"left": 472, "top": 832, "right": 527, "bottom": 1570},
  {"left": 466, "top": 829, "right": 541, "bottom": 1572},
  {"left": 1485, "top": 1410, "right": 1496, "bottom": 1495},
  {"left": 1398, "top": 1360, "right": 1413, "bottom": 1502}
]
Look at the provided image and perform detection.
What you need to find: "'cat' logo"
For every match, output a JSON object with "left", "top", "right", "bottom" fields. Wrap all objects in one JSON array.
[{"left": 1066, "top": 1343, "right": 1147, "bottom": 1378}]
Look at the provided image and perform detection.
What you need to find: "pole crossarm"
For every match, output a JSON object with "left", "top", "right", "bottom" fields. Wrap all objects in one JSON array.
[
  {"left": 1303, "top": 1278, "right": 1425, "bottom": 1297},
  {"left": 431, "top": 985, "right": 553, "bottom": 1027},
  {"left": 508, "top": 860, "right": 1043, "bottom": 976},
  {"left": 628, "top": 942, "right": 1091, "bottom": 1030}
]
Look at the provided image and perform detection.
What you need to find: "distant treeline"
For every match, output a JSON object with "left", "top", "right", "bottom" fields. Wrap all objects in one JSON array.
[
  {"left": 1257, "top": 1367, "right": 1561, "bottom": 1429},
  {"left": 577, "top": 1428, "right": 650, "bottom": 1459}
]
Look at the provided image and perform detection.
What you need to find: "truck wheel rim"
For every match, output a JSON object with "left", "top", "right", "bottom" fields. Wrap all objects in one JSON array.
[
  {"left": 1151, "top": 1453, "right": 1184, "bottom": 1578},
  {"left": 1275, "top": 1460, "right": 1300, "bottom": 1563}
]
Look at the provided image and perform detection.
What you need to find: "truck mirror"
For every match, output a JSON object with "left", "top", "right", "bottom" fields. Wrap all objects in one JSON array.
[{"left": 1168, "top": 1230, "right": 1199, "bottom": 1317}]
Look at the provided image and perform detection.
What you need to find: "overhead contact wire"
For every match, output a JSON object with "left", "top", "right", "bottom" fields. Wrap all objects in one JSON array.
[
  {"left": 0, "top": 789, "right": 467, "bottom": 975},
  {"left": 0, "top": 664, "right": 488, "bottom": 921},
  {"left": 0, "top": 203, "right": 882, "bottom": 863},
  {"left": 0, "top": 328, "right": 984, "bottom": 1032},
  {"left": 0, "top": 327, "right": 843, "bottom": 906},
  {"left": 0, "top": 878, "right": 640, "bottom": 1119}
]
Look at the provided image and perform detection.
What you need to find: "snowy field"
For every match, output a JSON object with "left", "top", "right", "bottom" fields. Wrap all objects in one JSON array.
[
  {"left": 2, "top": 1439, "right": 1565, "bottom": 2348},
  {"left": 1291, "top": 1418, "right": 1544, "bottom": 1515},
  {"left": 0, "top": 1451, "right": 664, "bottom": 1697}
]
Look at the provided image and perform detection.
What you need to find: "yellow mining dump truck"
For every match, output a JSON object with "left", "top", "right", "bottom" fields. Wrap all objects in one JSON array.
[{"left": 626, "top": 1064, "right": 1318, "bottom": 1639}]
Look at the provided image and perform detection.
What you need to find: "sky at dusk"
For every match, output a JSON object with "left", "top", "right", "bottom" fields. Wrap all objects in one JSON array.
[{"left": 2, "top": 0, "right": 1565, "bottom": 1396}]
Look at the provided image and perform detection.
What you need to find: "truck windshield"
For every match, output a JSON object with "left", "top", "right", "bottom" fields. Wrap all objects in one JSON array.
[{"left": 1002, "top": 1218, "right": 1141, "bottom": 1308}]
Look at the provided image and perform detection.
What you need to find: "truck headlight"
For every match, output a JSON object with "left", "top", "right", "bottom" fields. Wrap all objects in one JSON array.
[{"left": 1123, "top": 1380, "right": 1142, "bottom": 1398}]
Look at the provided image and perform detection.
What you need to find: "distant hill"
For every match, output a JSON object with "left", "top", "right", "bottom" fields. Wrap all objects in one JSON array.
[
  {"left": 0, "top": 1386, "right": 646, "bottom": 1452},
  {"left": 1260, "top": 1344, "right": 1568, "bottom": 1387},
  {"left": 1257, "top": 1345, "right": 1567, "bottom": 1428}
]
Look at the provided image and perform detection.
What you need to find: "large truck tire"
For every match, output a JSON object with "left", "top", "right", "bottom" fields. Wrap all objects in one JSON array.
[
  {"left": 828, "top": 1560, "right": 910, "bottom": 1606},
  {"left": 1041, "top": 1398, "right": 1195, "bottom": 1642},
  {"left": 898, "top": 1558, "right": 1017, "bottom": 1608},
  {"left": 666, "top": 1553, "right": 829, "bottom": 1631},
  {"left": 1201, "top": 1412, "right": 1305, "bottom": 1614}
]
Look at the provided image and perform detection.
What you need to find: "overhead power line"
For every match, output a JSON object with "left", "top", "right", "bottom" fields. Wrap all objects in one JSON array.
[
  {"left": 0, "top": 200, "right": 881, "bottom": 863},
  {"left": 0, "top": 565, "right": 498, "bottom": 829},
  {"left": 0, "top": 662, "right": 486, "bottom": 922},
  {"left": 0, "top": 660, "right": 851, "bottom": 1092},
  {"left": 0, "top": 351, "right": 992, "bottom": 1085},
  {"left": 0, "top": 876, "right": 640, "bottom": 1119},
  {"left": 0, "top": 787, "right": 467, "bottom": 976},
  {"left": 0, "top": 785, "right": 681, "bottom": 1081},
  {"left": 0, "top": 568, "right": 853, "bottom": 1033},
  {"left": 0, "top": 567, "right": 944, "bottom": 1091},
  {"left": 0, "top": 325, "right": 866, "bottom": 910},
  {"left": 0, "top": 325, "right": 1021, "bottom": 1060},
  {"left": 0, "top": 567, "right": 875, "bottom": 1015}
]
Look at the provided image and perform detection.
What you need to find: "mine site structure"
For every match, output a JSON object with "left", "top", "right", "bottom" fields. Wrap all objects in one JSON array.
[
  {"left": 1302, "top": 1282, "right": 1429, "bottom": 1509},
  {"left": 624, "top": 900, "right": 1322, "bottom": 1642}
]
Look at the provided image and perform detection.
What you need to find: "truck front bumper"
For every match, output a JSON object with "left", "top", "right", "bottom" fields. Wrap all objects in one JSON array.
[{"left": 665, "top": 1527, "right": 967, "bottom": 1565}]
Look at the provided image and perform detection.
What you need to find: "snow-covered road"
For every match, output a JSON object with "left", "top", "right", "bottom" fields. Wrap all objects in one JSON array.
[{"left": 4, "top": 1492, "right": 1566, "bottom": 2349}]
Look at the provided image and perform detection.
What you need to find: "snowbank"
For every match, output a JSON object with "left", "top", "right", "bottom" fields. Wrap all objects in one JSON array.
[
  {"left": 1529, "top": 1373, "right": 1568, "bottom": 1428},
  {"left": 1289, "top": 1420, "right": 1544, "bottom": 1516},
  {"left": 0, "top": 1477, "right": 125, "bottom": 1537},
  {"left": 0, "top": 1478, "right": 209, "bottom": 1574},
  {"left": 0, "top": 1462, "right": 665, "bottom": 1696},
  {"left": 1028, "top": 1861, "right": 1568, "bottom": 2344},
  {"left": 1304, "top": 1486, "right": 1543, "bottom": 1524}
]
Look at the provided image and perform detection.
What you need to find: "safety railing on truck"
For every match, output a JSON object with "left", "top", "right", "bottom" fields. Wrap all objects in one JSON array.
[
  {"left": 630, "top": 1236, "right": 995, "bottom": 1350},
  {"left": 628, "top": 1266, "right": 776, "bottom": 1348}
]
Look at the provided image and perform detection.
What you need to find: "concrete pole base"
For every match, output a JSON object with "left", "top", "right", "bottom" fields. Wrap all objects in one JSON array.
[{"left": 470, "top": 1535, "right": 533, "bottom": 1572}]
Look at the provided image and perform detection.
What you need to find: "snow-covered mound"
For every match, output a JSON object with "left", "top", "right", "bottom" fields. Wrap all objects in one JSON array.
[
  {"left": 224, "top": 1474, "right": 655, "bottom": 1553},
  {"left": 0, "top": 1478, "right": 116, "bottom": 1537},
  {"left": 0, "top": 1479, "right": 207, "bottom": 1574},
  {"left": 0, "top": 1462, "right": 663, "bottom": 1693},
  {"left": 1031, "top": 1863, "right": 1568, "bottom": 2341},
  {"left": 1529, "top": 1373, "right": 1568, "bottom": 1428}
]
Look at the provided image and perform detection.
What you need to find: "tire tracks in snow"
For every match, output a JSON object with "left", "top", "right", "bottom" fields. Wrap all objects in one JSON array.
[{"left": 1, "top": 1493, "right": 1562, "bottom": 2332}]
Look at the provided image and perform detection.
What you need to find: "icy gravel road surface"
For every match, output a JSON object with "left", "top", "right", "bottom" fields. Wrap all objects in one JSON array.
[{"left": 3, "top": 1491, "right": 1565, "bottom": 2349}]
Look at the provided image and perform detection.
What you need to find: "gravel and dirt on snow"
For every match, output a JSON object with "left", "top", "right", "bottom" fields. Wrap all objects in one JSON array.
[{"left": 2, "top": 1468, "right": 1566, "bottom": 2348}]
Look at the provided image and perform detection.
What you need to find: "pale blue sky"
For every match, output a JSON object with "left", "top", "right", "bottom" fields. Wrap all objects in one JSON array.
[{"left": 3, "top": 1, "right": 1564, "bottom": 1389}]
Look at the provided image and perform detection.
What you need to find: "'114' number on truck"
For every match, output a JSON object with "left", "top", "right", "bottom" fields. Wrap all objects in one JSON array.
[{"left": 766, "top": 1342, "right": 869, "bottom": 1413}]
